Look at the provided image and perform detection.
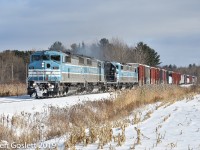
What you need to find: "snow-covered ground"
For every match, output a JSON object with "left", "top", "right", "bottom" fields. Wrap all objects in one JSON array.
[
  {"left": 0, "top": 93, "right": 111, "bottom": 116},
  {"left": 41, "top": 94, "right": 200, "bottom": 150},
  {"left": 1, "top": 92, "right": 200, "bottom": 150}
]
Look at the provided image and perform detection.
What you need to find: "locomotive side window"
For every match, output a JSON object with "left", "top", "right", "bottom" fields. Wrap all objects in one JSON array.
[
  {"left": 42, "top": 55, "right": 50, "bottom": 60},
  {"left": 65, "top": 56, "right": 71, "bottom": 63},
  {"left": 51, "top": 55, "right": 60, "bottom": 62},
  {"left": 87, "top": 59, "right": 92, "bottom": 65},
  {"left": 121, "top": 66, "right": 123, "bottom": 70},
  {"left": 79, "top": 57, "right": 84, "bottom": 64}
]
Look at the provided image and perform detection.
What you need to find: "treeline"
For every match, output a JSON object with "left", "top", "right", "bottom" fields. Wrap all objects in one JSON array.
[
  {"left": 163, "top": 64, "right": 200, "bottom": 82},
  {"left": 50, "top": 38, "right": 161, "bottom": 66},
  {"left": 0, "top": 38, "right": 199, "bottom": 84},
  {"left": 0, "top": 50, "right": 33, "bottom": 83}
]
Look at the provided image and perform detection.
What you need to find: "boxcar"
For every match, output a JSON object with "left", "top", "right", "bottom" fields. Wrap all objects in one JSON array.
[
  {"left": 144, "top": 65, "right": 150, "bottom": 84},
  {"left": 150, "top": 67, "right": 157, "bottom": 84}
]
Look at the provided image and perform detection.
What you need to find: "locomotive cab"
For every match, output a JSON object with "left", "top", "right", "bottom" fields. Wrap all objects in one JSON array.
[
  {"left": 104, "top": 62, "right": 117, "bottom": 82},
  {"left": 27, "top": 51, "right": 63, "bottom": 98}
]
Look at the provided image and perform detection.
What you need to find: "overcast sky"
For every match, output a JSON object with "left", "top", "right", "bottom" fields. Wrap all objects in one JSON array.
[{"left": 0, "top": 0, "right": 200, "bottom": 66}]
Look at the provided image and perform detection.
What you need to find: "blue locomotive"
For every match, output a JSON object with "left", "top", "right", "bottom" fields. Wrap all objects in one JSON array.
[{"left": 27, "top": 50, "right": 138, "bottom": 98}]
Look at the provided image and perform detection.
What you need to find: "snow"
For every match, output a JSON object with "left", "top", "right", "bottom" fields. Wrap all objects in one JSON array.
[
  {"left": 1, "top": 92, "right": 200, "bottom": 149},
  {"left": 180, "top": 84, "right": 193, "bottom": 88},
  {"left": 42, "top": 95, "right": 200, "bottom": 150},
  {"left": 0, "top": 93, "right": 111, "bottom": 116}
]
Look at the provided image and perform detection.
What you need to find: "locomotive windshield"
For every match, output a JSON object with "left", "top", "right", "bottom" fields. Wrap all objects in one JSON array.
[
  {"left": 31, "top": 55, "right": 60, "bottom": 62},
  {"left": 32, "top": 55, "right": 50, "bottom": 61},
  {"left": 51, "top": 55, "right": 60, "bottom": 62}
]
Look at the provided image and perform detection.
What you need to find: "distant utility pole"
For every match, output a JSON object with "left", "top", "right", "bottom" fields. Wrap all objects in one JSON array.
[
  {"left": 11, "top": 63, "right": 13, "bottom": 83},
  {"left": 0, "top": 56, "right": 2, "bottom": 83},
  {"left": 26, "top": 63, "right": 28, "bottom": 83}
]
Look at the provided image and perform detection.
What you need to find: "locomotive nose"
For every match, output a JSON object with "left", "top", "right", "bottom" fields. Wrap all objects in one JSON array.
[
  {"left": 29, "top": 61, "right": 48, "bottom": 69},
  {"left": 41, "top": 61, "right": 51, "bottom": 69},
  {"left": 41, "top": 61, "right": 59, "bottom": 70}
]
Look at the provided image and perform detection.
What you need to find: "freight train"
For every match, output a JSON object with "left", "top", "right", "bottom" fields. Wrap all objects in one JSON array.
[{"left": 27, "top": 50, "right": 197, "bottom": 98}]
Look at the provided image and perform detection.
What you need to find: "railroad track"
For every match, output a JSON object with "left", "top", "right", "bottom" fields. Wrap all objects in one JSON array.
[
  {"left": 0, "top": 97, "right": 40, "bottom": 104},
  {"left": 0, "top": 91, "right": 112, "bottom": 104}
]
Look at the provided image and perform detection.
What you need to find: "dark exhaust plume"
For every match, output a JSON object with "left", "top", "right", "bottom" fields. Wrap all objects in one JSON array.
[{"left": 71, "top": 40, "right": 108, "bottom": 61}]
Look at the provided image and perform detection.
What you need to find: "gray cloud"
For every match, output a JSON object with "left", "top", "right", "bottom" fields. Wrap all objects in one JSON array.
[{"left": 0, "top": 0, "right": 200, "bottom": 66}]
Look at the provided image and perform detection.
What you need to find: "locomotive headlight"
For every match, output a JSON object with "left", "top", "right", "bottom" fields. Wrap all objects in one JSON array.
[
  {"left": 33, "top": 82, "right": 36, "bottom": 87},
  {"left": 29, "top": 66, "right": 34, "bottom": 69}
]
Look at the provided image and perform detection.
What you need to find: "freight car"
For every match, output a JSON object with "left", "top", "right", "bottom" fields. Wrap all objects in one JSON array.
[{"left": 27, "top": 50, "right": 197, "bottom": 98}]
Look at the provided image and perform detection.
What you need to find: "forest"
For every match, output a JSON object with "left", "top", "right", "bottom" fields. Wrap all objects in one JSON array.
[{"left": 0, "top": 38, "right": 199, "bottom": 84}]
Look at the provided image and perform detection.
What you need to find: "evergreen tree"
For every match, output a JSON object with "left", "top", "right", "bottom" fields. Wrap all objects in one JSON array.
[
  {"left": 99, "top": 38, "right": 109, "bottom": 48},
  {"left": 49, "top": 41, "right": 66, "bottom": 52},
  {"left": 71, "top": 43, "right": 78, "bottom": 52},
  {"left": 135, "top": 42, "right": 161, "bottom": 66}
]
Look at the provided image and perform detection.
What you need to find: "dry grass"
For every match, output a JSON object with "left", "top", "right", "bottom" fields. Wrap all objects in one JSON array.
[
  {"left": 0, "top": 124, "right": 17, "bottom": 143},
  {"left": 0, "top": 83, "right": 26, "bottom": 96},
  {"left": 45, "top": 85, "right": 200, "bottom": 146},
  {"left": 114, "top": 85, "right": 187, "bottom": 109},
  {"left": 0, "top": 84, "right": 200, "bottom": 148}
]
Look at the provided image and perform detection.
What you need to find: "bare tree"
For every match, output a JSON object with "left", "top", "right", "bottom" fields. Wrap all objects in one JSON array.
[
  {"left": 0, "top": 51, "right": 29, "bottom": 83},
  {"left": 105, "top": 38, "right": 130, "bottom": 63},
  {"left": 129, "top": 46, "right": 148, "bottom": 64}
]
